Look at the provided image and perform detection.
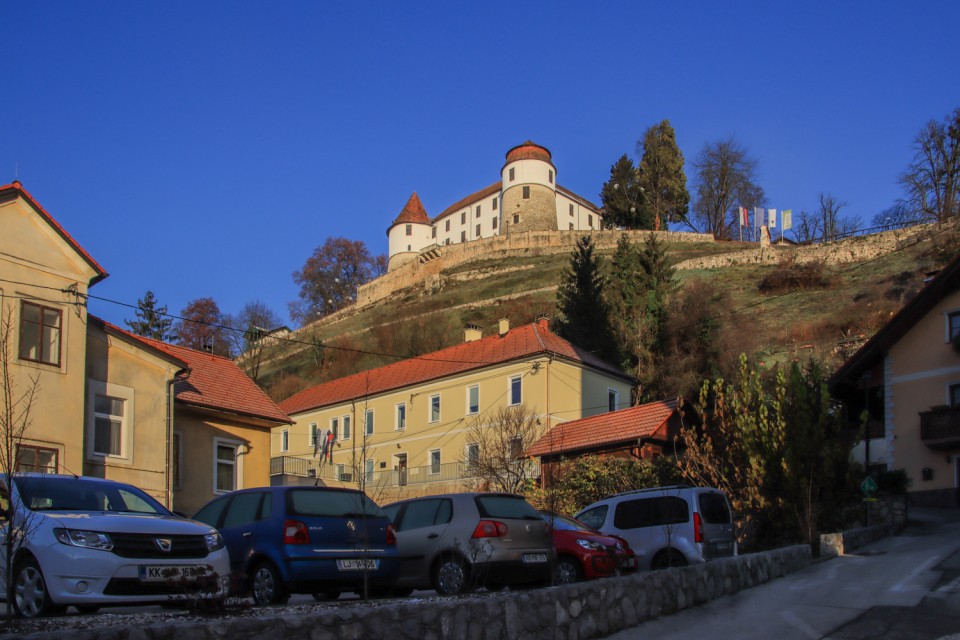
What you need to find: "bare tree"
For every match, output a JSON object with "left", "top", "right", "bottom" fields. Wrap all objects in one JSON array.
[
  {"left": 791, "top": 210, "right": 820, "bottom": 244},
  {"left": 465, "top": 404, "right": 545, "bottom": 494},
  {"left": 899, "top": 108, "right": 960, "bottom": 224},
  {"left": 0, "top": 305, "right": 41, "bottom": 620},
  {"left": 226, "top": 301, "right": 282, "bottom": 383},
  {"left": 690, "top": 137, "right": 765, "bottom": 240}
]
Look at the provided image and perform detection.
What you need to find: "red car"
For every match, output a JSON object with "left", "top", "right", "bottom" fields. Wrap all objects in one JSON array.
[{"left": 541, "top": 511, "right": 637, "bottom": 584}]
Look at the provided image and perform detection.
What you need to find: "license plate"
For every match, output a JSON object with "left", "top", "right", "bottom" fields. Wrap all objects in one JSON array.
[
  {"left": 620, "top": 558, "right": 637, "bottom": 569},
  {"left": 522, "top": 553, "right": 547, "bottom": 564},
  {"left": 139, "top": 565, "right": 209, "bottom": 582},
  {"left": 336, "top": 559, "right": 379, "bottom": 571}
]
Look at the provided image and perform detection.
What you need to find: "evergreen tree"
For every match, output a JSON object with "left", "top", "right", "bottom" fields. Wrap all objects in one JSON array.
[
  {"left": 555, "top": 236, "right": 618, "bottom": 363},
  {"left": 637, "top": 120, "right": 690, "bottom": 231},
  {"left": 125, "top": 290, "right": 173, "bottom": 341},
  {"left": 600, "top": 155, "right": 652, "bottom": 229}
]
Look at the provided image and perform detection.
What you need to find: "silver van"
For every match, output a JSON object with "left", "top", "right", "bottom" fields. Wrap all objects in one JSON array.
[{"left": 574, "top": 486, "right": 736, "bottom": 571}]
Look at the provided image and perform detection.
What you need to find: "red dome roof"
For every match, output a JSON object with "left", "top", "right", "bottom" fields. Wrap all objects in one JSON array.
[
  {"left": 390, "top": 192, "right": 430, "bottom": 227},
  {"left": 504, "top": 140, "right": 553, "bottom": 166}
]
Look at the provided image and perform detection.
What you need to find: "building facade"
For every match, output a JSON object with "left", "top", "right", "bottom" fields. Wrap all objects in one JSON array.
[{"left": 386, "top": 141, "right": 602, "bottom": 271}]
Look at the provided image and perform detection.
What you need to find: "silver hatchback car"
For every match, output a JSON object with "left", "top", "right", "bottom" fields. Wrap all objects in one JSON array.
[{"left": 383, "top": 492, "right": 553, "bottom": 595}]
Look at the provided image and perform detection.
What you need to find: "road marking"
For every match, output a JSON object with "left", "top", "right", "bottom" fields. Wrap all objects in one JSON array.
[
  {"left": 780, "top": 609, "right": 820, "bottom": 639},
  {"left": 890, "top": 555, "right": 941, "bottom": 592}
]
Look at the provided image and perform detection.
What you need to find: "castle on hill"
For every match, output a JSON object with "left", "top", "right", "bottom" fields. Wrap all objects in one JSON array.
[{"left": 386, "top": 141, "right": 603, "bottom": 271}]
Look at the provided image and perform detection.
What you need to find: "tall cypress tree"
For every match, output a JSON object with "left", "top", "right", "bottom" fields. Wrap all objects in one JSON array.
[
  {"left": 125, "top": 290, "right": 174, "bottom": 341},
  {"left": 555, "top": 236, "right": 618, "bottom": 363},
  {"left": 637, "top": 120, "right": 690, "bottom": 231}
]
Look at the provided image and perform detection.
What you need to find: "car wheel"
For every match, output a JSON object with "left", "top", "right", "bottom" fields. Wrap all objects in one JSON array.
[
  {"left": 650, "top": 549, "right": 688, "bottom": 571},
  {"left": 312, "top": 590, "right": 340, "bottom": 602},
  {"left": 250, "top": 561, "right": 289, "bottom": 605},
  {"left": 553, "top": 557, "right": 582, "bottom": 585},
  {"left": 75, "top": 605, "right": 101, "bottom": 615},
  {"left": 13, "top": 559, "right": 64, "bottom": 618},
  {"left": 434, "top": 556, "right": 470, "bottom": 596}
]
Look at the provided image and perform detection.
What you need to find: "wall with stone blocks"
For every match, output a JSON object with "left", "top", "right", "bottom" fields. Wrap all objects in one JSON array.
[{"left": 22, "top": 545, "right": 812, "bottom": 640}]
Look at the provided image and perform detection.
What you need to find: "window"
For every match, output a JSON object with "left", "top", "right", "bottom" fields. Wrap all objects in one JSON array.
[
  {"left": 476, "top": 205, "right": 481, "bottom": 217},
  {"left": 429, "top": 394, "right": 441, "bottom": 423},
  {"left": 223, "top": 492, "right": 264, "bottom": 528},
  {"left": 509, "top": 436, "right": 522, "bottom": 458},
  {"left": 460, "top": 231, "right": 466, "bottom": 242},
  {"left": 429, "top": 449, "right": 441, "bottom": 475},
  {"left": 365, "top": 409, "right": 374, "bottom": 436},
  {"left": 949, "top": 311, "right": 960, "bottom": 342},
  {"left": 509, "top": 375, "right": 522, "bottom": 405},
  {"left": 513, "top": 214, "right": 520, "bottom": 224},
  {"left": 19, "top": 301, "right": 62, "bottom": 366},
  {"left": 614, "top": 497, "right": 689, "bottom": 529},
  {"left": 214, "top": 438, "right": 241, "bottom": 493},
  {"left": 569, "top": 223, "right": 574, "bottom": 230},
  {"left": 432, "top": 226, "right": 437, "bottom": 238},
  {"left": 548, "top": 169, "right": 554, "bottom": 184},
  {"left": 522, "top": 186, "right": 530, "bottom": 199},
  {"left": 396, "top": 403, "right": 406, "bottom": 431},
  {"left": 405, "top": 224, "right": 412, "bottom": 236},
  {"left": 393, "top": 498, "right": 452, "bottom": 531},
  {"left": 445, "top": 220, "right": 450, "bottom": 232},
  {"left": 492, "top": 217, "right": 498, "bottom": 229},
  {"left": 336, "top": 463, "right": 346, "bottom": 481},
  {"left": 330, "top": 417, "right": 339, "bottom": 440},
  {"left": 608, "top": 389, "right": 619, "bottom": 412},
  {"left": 569, "top": 204, "right": 574, "bottom": 216},
  {"left": 475, "top": 224, "right": 481, "bottom": 237},
  {"left": 365, "top": 458, "right": 374, "bottom": 482},
  {"left": 310, "top": 422, "right": 318, "bottom": 448},
  {"left": 493, "top": 197, "right": 498, "bottom": 210},
  {"left": 342, "top": 415, "right": 351, "bottom": 439},
  {"left": 281, "top": 429, "right": 289, "bottom": 452},
  {"left": 16, "top": 445, "right": 57, "bottom": 473},
  {"left": 466, "top": 443, "right": 479, "bottom": 470},
  {"left": 588, "top": 214, "right": 593, "bottom": 227},
  {"left": 950, "top": 383, "right": 960, "bottom": 407},
  {"left": 461, "top": 212, "right": 466, "bottom": 224},
  {"left": 509, "top": 167, "right": 515, "bottom": 181},
  {"left": 93, "top": 394, "right": 125, "bottom": 456},
  {"left": 467, "top": 385, "right": 479, "bottom": 415}
]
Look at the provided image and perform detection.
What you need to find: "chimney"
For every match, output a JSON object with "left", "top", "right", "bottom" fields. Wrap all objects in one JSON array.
[
  {"left": 498, "top": 318, "right": 510, "bottom": 337},
  {"left": 536, "top": 314, "right": 550, "bottom": 330},
  {"left": 464, "top": 324, "right": 483, "bottom": 342}
]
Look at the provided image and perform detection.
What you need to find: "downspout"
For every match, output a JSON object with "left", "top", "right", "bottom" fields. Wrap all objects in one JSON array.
[{"left": 166, "top": 368, "right": 191, "bottom": 509}]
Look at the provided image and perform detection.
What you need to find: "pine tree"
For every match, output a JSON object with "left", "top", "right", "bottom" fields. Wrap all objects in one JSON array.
[
  {"left": 599, "top": 155, "right": 652, "bottom": 229},
  {"left": 555, "top": 236, "right": 618, "bottom": 363},
  {"left": 125, "top": 290, "right": 173, "bottom": 341},
  {"left": 637, "top": 120, "right": 690, "bottom": 231}
]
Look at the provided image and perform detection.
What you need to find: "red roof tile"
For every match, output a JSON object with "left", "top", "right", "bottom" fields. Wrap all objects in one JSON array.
[
  {"left": 0, "top": 181, "right": 108, "bottom": 285},
  {"left": 433, "top": 182, "right": 502, "bottom": 222},
  {"left": 104, "top": 324, "right": 291, "bottom": 426},
  {"left": 390, "top": 192, "right": 430, "bottom": 227},
  {"left": 525, "top": 399, "right": 678, "bottom": 457},
  {"left": 504, "top": 141, "right": 554, "bottom": 167},
  {"left": 280, "top": 319, "right": 631, "bottom": 416}
]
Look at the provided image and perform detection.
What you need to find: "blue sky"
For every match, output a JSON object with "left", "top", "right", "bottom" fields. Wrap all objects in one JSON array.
[{"left": 4, "top": 1, "right": 958, "bottom": 329}]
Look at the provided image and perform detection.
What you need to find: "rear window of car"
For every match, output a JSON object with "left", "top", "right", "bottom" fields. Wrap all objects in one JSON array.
[
  {"left": 475, "top": 495, "right": 540, "bottom": 519},
  {"left": 288, "top": 489, "right": 385, "bottom": 518},
  {"left": 697, "top": 492, "right": 731, "bottom": 524},
  {"left": 614, "top": 496, "right": 689, "bottom": 530}
]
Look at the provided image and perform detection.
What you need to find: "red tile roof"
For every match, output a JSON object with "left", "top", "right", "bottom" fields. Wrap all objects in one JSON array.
[
  {"left": 280, "top": 318, "right": 631, "bottom": 416},
  {"left": 433, "top": 182, "right": 502, "bottom": 222},
  {"left": 525, "top": 399, "right": 678, "bottom": 457},
  {"left": 504, "top": 141, "right": 554, "bottom": 167},
  {"left": 0, "top": 181, "right": 108, "bottom": 285},
  {"left": 102, "top": 322, "right": 291, "bottom": 426},
  {"left": 390, "top": 192, "right": 430, "bottom": 227}
]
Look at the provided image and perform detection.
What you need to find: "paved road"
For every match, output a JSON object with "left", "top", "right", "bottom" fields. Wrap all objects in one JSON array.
[{"left": 606, "top": 508, "right": 960, "bottom": 640}]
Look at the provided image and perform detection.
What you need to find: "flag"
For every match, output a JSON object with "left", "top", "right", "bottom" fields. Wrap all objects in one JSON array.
[
  {"left": 320, "top": 430, "right": 332, "bottom": 460},
  {"left": 754, "top": 207, "right": 764, "bottom": 226},
  {"left": 768, "top": 208, "right": 777, "bottom": 228},
  {"left": 782, "top": 209, "right": 793, "bottom": 230},
  {"left": 740, "top": 207, "right": 749, "bottom": 226},
  {"left": 326, "top": 431, "right": 335, "bottom": 462},
  {"left": 312, "top": 426, "right": 321, "bottom": 457}
]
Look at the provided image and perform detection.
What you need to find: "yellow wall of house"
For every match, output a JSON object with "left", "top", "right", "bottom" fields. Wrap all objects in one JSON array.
[
  {"left": 274, "top": 355, "right": 632, "bottom": 502},
  {"left": 84, "top": 322, "right": 181, "bottom": 505},
  {"left": 0, "top": 194, "right": 101, "bottom": 477},
  {"left": 887, "top": 289, "right": 960, "bottom": 492},
  {"left": 174, "top": 409, "right": 272, "bottom": 516}
]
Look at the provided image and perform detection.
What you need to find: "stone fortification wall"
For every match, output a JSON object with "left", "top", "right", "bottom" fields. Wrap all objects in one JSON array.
[
  {"left": 358, "top": 229, "right": 714, "bottom": 308},
  {"left": 22, "top": 544, "right": 811, "bottom": 640}
]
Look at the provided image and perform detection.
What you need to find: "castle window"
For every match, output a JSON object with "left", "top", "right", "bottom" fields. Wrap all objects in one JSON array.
[
  {"left": 492, "top": 217, "right": 498, "bottom": 229},
  {"left": 475, "top": 224, "right": 480, "bottom": 237},
  {"left": 445, "top": 220, "right": 450, "bottom": 232},
  {"left": 522, "top": 186, "right": 530, "bottom": 199},
  {"left": 569, "top": 204, "right": 574, "bottom": 216},
  {"left": 509, "top": 167, "right": 515, "bottom": 182},
  {"left": 405, "top": 224, "right": 412, "bottom": 236},
  {"left": 588, "top": 214, "right": 593, "bottom": 227},
  {"left": 569, "top": 223, "right": 574, "bottom": 230},
  {"left": 549, "top": 170, "right": 554, "bottom": 184},
  {"left": 461, "top": 231, "right": 466, "bottom": 242},
  {"left": 461, "top": 212, "right": 466, "bottom": 224},
  {"left": 432, "top": 226, "right": 437, "bottom": 238},
  {"left": 475, "top": 205, "right": 481, "bottom": 217},
  {"left": 513, "top": 214, "right": 520, "bottom": 225},
  {"left": 493, "top": 197, "right": 498, "bottom": 210}
]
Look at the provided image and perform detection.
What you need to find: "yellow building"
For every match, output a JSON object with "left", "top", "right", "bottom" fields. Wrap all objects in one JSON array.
[
  {"left": 832, "top": 250, "right": 960, "bottom": 505},
  {"left": 276, "top": 318, "right": 634, "bottom": 503}
]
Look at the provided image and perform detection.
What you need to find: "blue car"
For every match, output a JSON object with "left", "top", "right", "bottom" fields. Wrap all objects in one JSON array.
[{"left": 192, "top": 486, "right": 399, "bottom": 604}]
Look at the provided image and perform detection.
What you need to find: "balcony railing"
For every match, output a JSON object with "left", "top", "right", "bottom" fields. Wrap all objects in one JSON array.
[
  {"left": 920, "top": 407, "right": 960, "bottom": 450},
  {"left": 269, "top": 456, "right": 539, "bottom": 488}
]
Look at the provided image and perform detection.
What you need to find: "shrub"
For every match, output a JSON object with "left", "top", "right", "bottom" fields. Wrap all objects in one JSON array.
[
  {"left": 875, "top": 469, "right": 910, "bottom": 495},
  {"left": 758, "top": 258, "right": 835, "bottom": 293}
]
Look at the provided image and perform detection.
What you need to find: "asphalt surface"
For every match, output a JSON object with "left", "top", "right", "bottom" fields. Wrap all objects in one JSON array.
[{"left": 606, "top": 507, "right": 960, "bottom": 640}]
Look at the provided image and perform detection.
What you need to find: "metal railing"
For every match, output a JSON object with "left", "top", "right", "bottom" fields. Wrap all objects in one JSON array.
[
  {"left": 920, "top": 408, "right": 960, "bottom": 449},
  {"left": 269, "top": 456, "right": 539, "bottom": 487}
]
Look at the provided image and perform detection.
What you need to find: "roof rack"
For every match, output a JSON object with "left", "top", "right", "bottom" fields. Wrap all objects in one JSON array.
[{"left": 606, "top": 485, "right": 695, "bottom": 499}]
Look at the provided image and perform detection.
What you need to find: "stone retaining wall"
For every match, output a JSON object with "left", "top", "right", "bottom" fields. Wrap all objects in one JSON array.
[
  {"left": 819, "top": 523, "right": 898, "bottom": 558},
  {"left": 24, "top": 545, "right": 811, "bottom": 640}
]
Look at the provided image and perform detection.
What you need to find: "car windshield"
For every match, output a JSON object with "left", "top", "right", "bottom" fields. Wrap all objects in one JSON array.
[
  {"left": 541, "top": 511, "right": 593, "bottom": 532},
  {"left": 13, "top": 476, "right": 170, "bottom": 515},
  {"left": 288, "top": 489, "right": 385, "bottom": 518}
]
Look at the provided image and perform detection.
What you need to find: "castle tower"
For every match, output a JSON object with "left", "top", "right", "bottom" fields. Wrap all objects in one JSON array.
[
  {"left": 500, "top": 141, "right": 558, "bottom": 234},
  {"left": 387, "top": 192, "right": 433, "bottom": 271}
]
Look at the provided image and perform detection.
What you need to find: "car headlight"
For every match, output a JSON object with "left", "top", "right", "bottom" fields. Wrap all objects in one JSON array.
[
  {"left": 576, "top": 538, "right": 603, "bottom": 551},
  {"left": 54, "top": 528, "right": 114, "bottom": 551},
  {"left": 205, "top": 532, "right": 224, "bottom": 552}
]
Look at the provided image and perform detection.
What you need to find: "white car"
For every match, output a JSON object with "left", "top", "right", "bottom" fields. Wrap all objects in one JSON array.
[{"left": 0, "top": 473, "right": 230, "bottom": 617}]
